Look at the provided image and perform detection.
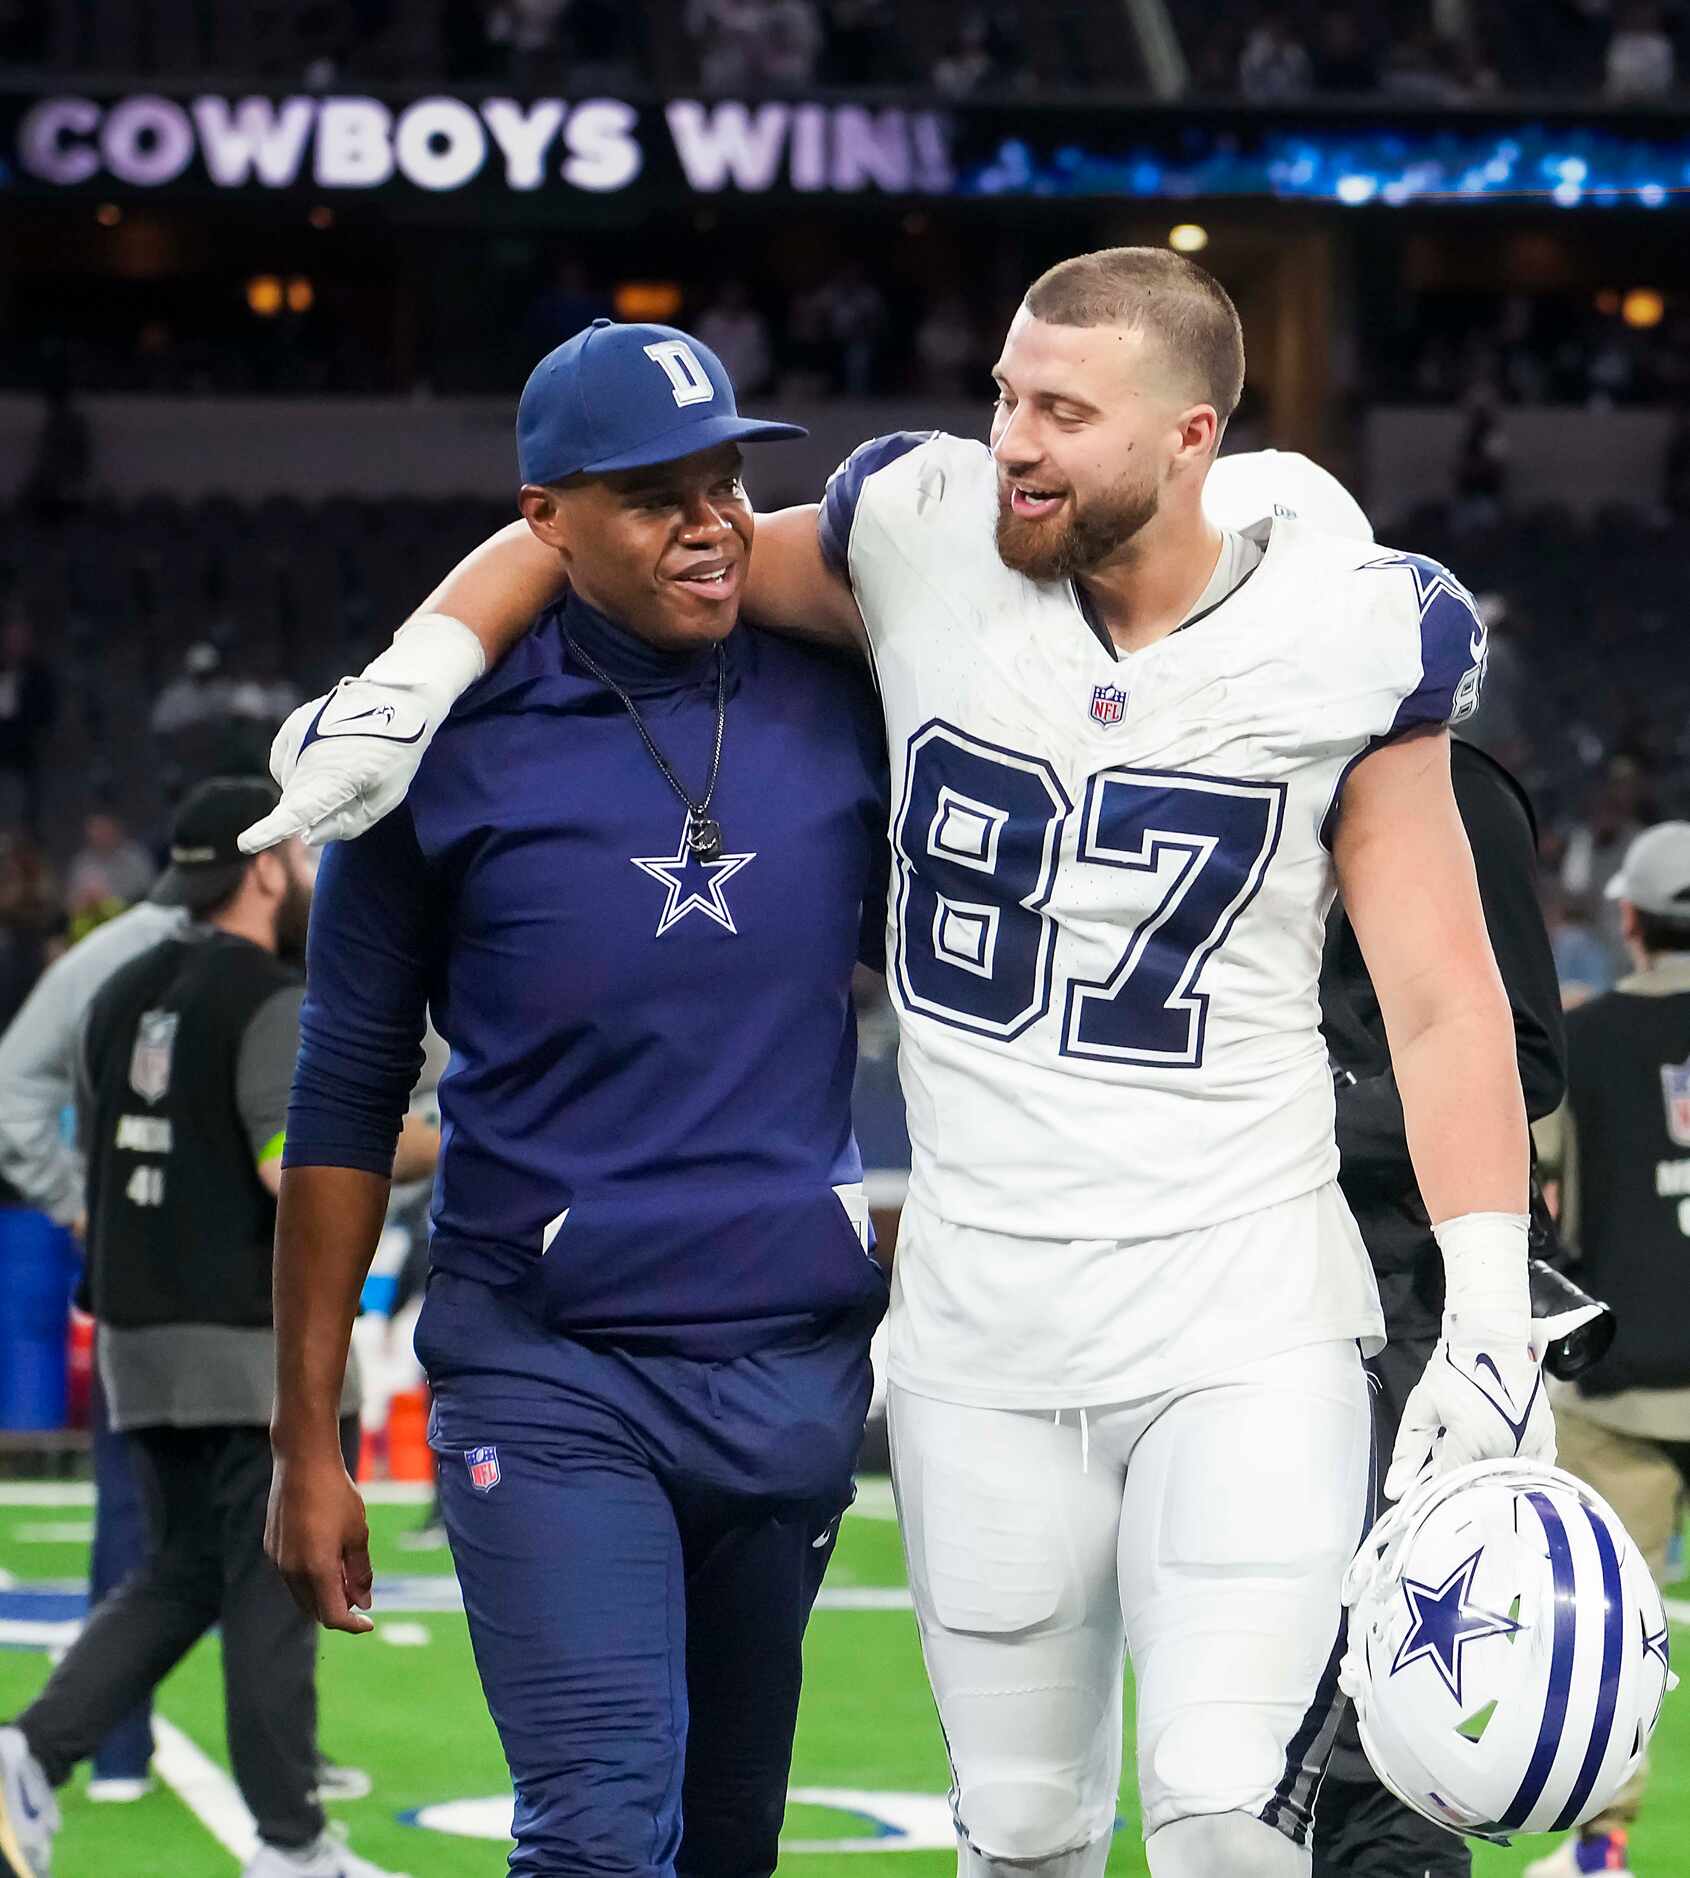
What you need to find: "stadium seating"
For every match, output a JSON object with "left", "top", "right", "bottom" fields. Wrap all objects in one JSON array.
[
  {"left": 4, "top": 491, "right": 1687, "bottom": 859},
  {"left": 23, "top": 0, "right": 1142, "bottom": 92}
]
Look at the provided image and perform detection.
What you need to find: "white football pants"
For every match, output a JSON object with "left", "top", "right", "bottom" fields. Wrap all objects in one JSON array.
[{"left": 887, "top": 1339, "right": 1372, "bottom": 1875}]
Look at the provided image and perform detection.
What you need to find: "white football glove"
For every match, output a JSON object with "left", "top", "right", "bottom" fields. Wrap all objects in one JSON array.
[
  {"left": 238, "top": 614, "right": 484, "bottom": 852},
  {"left": 1384, "top": 1212, "right": 1556, "bottom": 1503}
]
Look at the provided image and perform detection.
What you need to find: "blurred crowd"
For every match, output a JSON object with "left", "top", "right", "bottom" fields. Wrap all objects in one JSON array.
[
  {"left": 1209, "top": 1, "right": 1690, "bottom": 104},
  {"left": 17, "top": 247, "right": 1690, "bottom": 406},
  {"left": 1380, "top": 294, "right": 1690, "bottom": 410},
  {"left": 0, "top": 608, "right": 307, "bottom": 1038},
  {"left": 10, "top": 262, "right": 1010, "bottom": 401},
  {"left": 9, "top": 0, "right": 1111, "bottom": 96},
  {"left": 1387, "top": 480, "right": 1690, "bottom": 1005},
  {"left": 13, "top": 0, "right": 1690, "bottom": 100}
]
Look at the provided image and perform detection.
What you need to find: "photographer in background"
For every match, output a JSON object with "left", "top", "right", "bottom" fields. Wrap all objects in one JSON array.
[
  {"left": 0, "top": 779, "right": 435, "bottom": 1878},
  {"left": 1528, "top": 822, "right": 1690, "bottom": 1878}
]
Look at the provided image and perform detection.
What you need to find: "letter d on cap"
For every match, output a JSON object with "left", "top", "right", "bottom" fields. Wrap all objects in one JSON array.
[{"left": 644, "top": 340, "right": 715, "bottom": 408}]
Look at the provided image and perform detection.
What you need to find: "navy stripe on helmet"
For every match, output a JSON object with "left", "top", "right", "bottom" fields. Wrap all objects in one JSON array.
[
  {"left": 1499, "top": 1491, "right": 1579, "bottom": 1832},
  {"left": 1549, "top": 1504, "right": 1626, "bottom": 1833}
]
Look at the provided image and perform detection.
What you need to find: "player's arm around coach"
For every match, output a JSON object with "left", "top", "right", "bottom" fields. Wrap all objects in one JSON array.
[{"left": 245, "top": 324, "right": 1551, "bottom": 1504}]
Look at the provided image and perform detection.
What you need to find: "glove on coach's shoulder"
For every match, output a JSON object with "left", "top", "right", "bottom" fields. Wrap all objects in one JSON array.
[{"left": 239, "top": 615, "right": 485, "bottom": 853}]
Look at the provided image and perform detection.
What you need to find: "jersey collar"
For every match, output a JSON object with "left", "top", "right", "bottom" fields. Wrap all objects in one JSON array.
[
  {"left": 562, "top": 590, "right": 727, "bottom": 696},
  {"left": 1070, "top": 515, "right": 1275, "bottom": 661}
]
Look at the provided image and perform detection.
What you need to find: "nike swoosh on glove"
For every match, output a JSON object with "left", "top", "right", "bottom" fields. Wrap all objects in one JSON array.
[
  {"left": 238, "top": 615, "right": 484, "bottom": 852},
  {"left": 1384, "top": 1322, "right": 1556, "bottom": 1502}
]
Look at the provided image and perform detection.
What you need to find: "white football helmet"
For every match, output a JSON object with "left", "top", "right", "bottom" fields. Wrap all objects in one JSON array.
[
  {"left": 1203, "top": 447, "right": 1375, "bottom": 543},
  {"left": 1340, "top": 1458, "right": 1675, "bottom": 1844}
]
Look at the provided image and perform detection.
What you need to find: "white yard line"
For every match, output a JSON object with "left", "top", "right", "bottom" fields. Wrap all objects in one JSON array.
[
  {"left": 0, "top": 1479, "right": 897, "bottom": 1512},
  {"left": 0, "top": 1617, "right": 80, "bottom": 1649},
  {"left": 152, "top": 1717, "right": 255, "bottom": 1866},
  {"left": 0, "top": 1576, "right": 909, "bottom": 1621},
  {"left": 849, "top": 1478, "right": 898, "bottom": 1521},
  {"left": 377, "top": 1620, "right": 432, "bottom": 1646},
  {"left": 0, "top": 1481, "right": 438, "bottom": 1508},
  {"left": 818, "top": 1587, "right": 912, "bottom": 1611}
]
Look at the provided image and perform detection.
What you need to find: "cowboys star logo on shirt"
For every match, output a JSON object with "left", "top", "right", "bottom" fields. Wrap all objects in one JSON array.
[
  {"left": 631, "top": 818, "right": 756, "bottom": 937},
  {"left": 1662, "top": 1056, "right": 1690, "bottom": 1149},
  {"left": 129, "top": 1010, "right": 179, "bottom": 1105}
]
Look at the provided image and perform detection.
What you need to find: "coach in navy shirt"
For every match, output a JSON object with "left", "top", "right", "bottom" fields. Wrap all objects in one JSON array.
[{"left": 266, "top": 322, "right": 890, "bottom": 1878}]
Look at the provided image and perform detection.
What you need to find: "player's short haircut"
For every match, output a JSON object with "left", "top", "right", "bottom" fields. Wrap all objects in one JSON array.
[
  {"left": 1634, "top": 906, "right": 1690, "bottom": 956},
  {"left": 1023, "top": 247, "right": 1246, "bottom": 422}
]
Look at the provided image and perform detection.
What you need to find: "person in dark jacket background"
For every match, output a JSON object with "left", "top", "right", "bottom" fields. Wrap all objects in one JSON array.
[
  {"left": 1528, "top": 821, "right": 1690, "bottom": 1878},
  {"left": 0, "top": 779, "right": 433, "bottom": 1878},
  {"left": 1313, "top": 736, "right": 1568, "bottom": 1878}
]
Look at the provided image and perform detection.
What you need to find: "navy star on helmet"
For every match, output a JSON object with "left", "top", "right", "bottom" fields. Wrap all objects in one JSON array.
[
  {"left": 1341, "top": 1459, "right": 1677, "bottom": 1845},
  {"left": 1389, "top": 1546, "right": 1523, "bottom": 1705}
]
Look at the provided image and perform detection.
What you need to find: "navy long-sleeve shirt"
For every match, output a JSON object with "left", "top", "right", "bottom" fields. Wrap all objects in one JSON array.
[{"left": 286, "top": 594, "right": 891, "bottom": 1356}]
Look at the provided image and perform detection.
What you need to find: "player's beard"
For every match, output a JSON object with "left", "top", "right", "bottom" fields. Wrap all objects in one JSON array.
[
  {"left": 275, "top": 873, "right": 314, "bottom": 964},
  {"left": 995, "top": 470, "right": 1161, "bottom": 582}
]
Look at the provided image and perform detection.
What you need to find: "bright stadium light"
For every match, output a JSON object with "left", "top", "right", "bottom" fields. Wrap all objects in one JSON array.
[
  {"left": 1167, "top": 223, "right": 1208, "bottom": 253},
  {"left": 286, "top": 276, "right": 315, "bottom": 314},
  {"left": 246, "top": 274, "right": 282, "bottom": 317},
  {"left": 1622, "top": 288, "right": 1665, "bottom": 329},
  {"left": 615, "top": 280, "right": 683, "bottom": 320}
]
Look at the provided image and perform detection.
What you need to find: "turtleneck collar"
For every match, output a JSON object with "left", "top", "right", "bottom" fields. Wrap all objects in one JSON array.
[{"left": 561, "top": 589, "right": 726, "bottom": 696}]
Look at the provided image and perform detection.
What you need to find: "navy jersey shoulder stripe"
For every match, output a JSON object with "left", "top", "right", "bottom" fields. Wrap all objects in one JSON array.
[
  {"left": 1360, "top": 552, "right": 1488, "bottom": 736},
  {"left": 817, "top": 431, "right": 937, "bottom": 579},
  {"left": 1318, "top": 553, "right": 1484, "bottom": 849}
]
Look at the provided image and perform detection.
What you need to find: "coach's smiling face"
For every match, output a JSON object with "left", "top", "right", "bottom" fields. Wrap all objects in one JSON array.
[{"left": 519, "top": 441, "right": 753, "bottom": 652}]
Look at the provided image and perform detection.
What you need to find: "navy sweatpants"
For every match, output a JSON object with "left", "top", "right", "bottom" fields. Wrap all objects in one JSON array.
[
  {"left": 90, "top": 1365, "right": 154, "bottom": 1782},
  {"left": 416, "top": 1270, "right": 881, "bottom": 1878}
]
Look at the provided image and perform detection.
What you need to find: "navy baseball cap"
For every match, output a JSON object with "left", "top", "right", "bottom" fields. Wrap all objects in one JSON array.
[{"left": 517, "top": 319, "right": 806, "bottom": 485}]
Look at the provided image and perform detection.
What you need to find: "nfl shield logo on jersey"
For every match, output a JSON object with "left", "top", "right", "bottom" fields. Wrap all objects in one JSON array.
[
  {"left": 129, "top": 1010, "right": 178, "bottom": 1105},
  {"left": 465, "top": 1445, "right": 501, "bottom": 1493},
  {"left": 1089, "top": 684, "right": 1127, "bottom": 727},
  {"left": 1663, "top": 1058, "right": 1690, "bottom": 1148}
]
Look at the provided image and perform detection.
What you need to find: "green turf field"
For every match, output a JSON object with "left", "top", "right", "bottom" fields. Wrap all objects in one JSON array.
[{"left": 0, "top": 1483, "right": 1683, "bottom": 1876}]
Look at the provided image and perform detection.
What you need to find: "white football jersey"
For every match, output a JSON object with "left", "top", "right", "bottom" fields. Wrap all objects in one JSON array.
[{"left": 820, "top": 434, "right": 1486, "bottom": 1402}]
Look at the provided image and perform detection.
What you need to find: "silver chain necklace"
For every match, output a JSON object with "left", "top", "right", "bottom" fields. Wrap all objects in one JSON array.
[{"left": 566, "top": 634, "right": 728, "bottom": 859}]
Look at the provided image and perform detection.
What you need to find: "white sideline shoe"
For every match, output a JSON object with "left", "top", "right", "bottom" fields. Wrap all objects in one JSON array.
[
  {"left": 0, "top": 1728, "right": 57, "bottom": 1878},
  {"left": 241, "top": 1830, "right": 414, "bottom": 1878}
]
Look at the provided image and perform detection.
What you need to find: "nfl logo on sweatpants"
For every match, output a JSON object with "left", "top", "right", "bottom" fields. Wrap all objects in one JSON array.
[
  {"left": 1090, "top": 684, "right": 1127, "bottom": 727},
  {"left": 465, "top": 1445, "right": 501, "bottom": 1493}
]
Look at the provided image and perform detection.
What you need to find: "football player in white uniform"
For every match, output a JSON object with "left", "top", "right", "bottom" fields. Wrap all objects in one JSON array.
[{"left": 247, "top": 251, "right": 1552, "bottom": 1877}]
